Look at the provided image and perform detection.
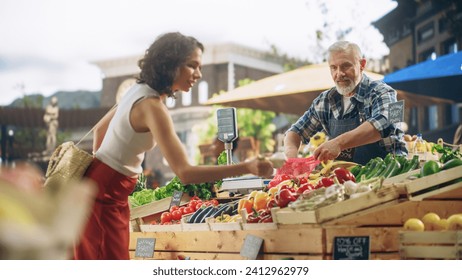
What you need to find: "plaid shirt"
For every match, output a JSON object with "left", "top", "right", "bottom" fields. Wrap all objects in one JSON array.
[{"left": 287, "top": 74, "right": 407, "bottom": 153}]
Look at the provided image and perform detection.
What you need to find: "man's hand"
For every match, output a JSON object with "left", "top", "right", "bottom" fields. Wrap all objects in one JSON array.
[{"left": 313, "top": 139, "right": 342, "bottom": 162}]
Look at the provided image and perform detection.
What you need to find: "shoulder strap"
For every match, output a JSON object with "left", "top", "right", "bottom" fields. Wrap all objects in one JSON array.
[{"left": 76, "top": 104, "right": 118, "bottom": 146}]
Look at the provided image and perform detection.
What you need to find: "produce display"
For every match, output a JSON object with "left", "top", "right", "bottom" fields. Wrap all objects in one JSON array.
[
  {"left": 129, "top": 138, "right": 462, "bottom": 260},
  {"left": 150, "top": 196, "right": 223, "bottom": 225},
  {"left": 351, "top": 153, "right": 419, "bottom": 182},
  {"left": 403, "top": 212, "right": 462, "bottom": 231},
  {"left": 129, "top": 176, "right": 216, "bottom": 208}
]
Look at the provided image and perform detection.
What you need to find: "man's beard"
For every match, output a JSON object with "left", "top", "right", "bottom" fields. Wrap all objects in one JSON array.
[{"left": 335, "top": 78, "right": 357, "bottom": 96}]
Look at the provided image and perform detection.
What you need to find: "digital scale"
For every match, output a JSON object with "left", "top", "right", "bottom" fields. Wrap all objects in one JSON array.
[{"left": 216, "top": 108, "right": 270, "bottom": 194}]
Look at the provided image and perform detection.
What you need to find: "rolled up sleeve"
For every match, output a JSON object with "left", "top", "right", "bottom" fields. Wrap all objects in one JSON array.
[{"left": 367, "top": 87, "right": 398, "bottom": 138}]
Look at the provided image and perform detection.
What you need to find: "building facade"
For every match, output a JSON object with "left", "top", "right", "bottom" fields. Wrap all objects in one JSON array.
[
  {"left": 373, "top": 0, "right": 462, "bottom": 141},
  {"left": 373, "top": 0, "right": 461, "bottom": 72}
]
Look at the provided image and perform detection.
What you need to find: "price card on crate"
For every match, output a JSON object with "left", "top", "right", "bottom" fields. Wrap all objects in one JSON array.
[
  {"left": 333, "top": 236, "right": 370, "bottom": 260},
  {"left": 135, "top": 238, "right": 156, "bottom": 258},
  {"left": 388, "top": 100, "right": 405, "bottom": 124},
  {"left": 169, "top": 190, "right": 183, "bottom": 209},
  {"left": 240, "top": 234, "right": 263, "bottom": 260}
]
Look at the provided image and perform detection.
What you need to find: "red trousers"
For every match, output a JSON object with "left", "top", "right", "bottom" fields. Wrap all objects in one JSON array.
[{"left": 73, "top": 158, "right": 137, "bottom": 260}]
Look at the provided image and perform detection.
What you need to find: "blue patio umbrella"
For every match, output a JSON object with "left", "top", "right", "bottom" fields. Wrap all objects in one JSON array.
[{"left": 383, "top": 51, "right": 462, "bottom": 102}]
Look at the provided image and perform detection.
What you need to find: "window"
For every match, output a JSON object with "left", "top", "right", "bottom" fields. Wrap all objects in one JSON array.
[
  {"left": 442, "top": 38, "right": 458, "bottom": 55},
  {"left": 438, "top": 17, "right": 448, "bottom": 33},
  {"left": 428, "top": 105, "right": 438, "bottom": 130},
  {"left": 451, "top": 104, "right": 459, "bottom": 124},
  {"left": 182, "top": 89, "right": 192, "bottom": 106},
  {"left": 402, "top": 22, "right": 411, "bottom": 37},
  {"left": 419, "top": 48, "right": 436, "bottom": 62},
  {"left": 198, "top": 81, "right": 209, "bottom": 104},
  {"left": 417, "top": 23, "right": 434, "bottom": 43}
]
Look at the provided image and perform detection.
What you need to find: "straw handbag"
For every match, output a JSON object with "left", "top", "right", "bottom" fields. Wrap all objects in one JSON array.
[
  {"left": 44, "top": 105, "right": 116, "bottom": 194},
  {"left": 43, "top": 140, "right": 94, "bottom": 194}
]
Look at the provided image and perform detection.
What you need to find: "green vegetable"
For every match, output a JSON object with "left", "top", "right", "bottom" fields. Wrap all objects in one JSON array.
[
  {"left": 383, "top": 153, "right": 393, "bottom": 165},
  {"left": 441, "top": 158, "right": 462, "bottom": 170},
  {"left": 399, "top": 155, "right": 419, "bottom": 174},
  {"left": 364, "top": 158, "right": 385, "bottom": 179},
  {"left": 432, "top": 144, "right": 462, "bottom": 164},
  {"left": 356, "top": 158, "right": 379, "bottom": 182},
  {"left": 350, "top": 165, "right": 362, "bottom": 177},
  {"left": 382, "top": 159, "right": 401, "bottom": 178},
  {"left": 420, "top": 160, "right": 440, "bottom": 177}
]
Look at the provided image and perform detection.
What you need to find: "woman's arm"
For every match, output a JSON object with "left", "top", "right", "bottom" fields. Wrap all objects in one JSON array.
[{"left": 137, "top": 98, "right": 273, "bottom": 184}]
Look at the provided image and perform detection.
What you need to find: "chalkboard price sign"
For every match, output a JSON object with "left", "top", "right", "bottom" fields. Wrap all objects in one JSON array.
[
  {"left": 333, "top": 236, "right": 370, "bottom": 260},
  {"left": 388, "top": 100, "right": 405, "bottom": 124},
  {"left": 169, "top": 190, "right": 183, "bottom": 209},
  {"left": 135, "top": 238, "right": 156, "bottom": 258},
  {"left": 240, "top": 234, "right": 263, "bottom": 260}
]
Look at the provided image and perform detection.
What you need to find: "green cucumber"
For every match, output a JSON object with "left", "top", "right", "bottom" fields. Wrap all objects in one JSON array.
[{"left": 441, "top": 158, "right": 462, "bottom": 170}]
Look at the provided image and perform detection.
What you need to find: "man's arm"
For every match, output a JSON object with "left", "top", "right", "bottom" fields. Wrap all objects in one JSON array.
[
  {"left": 314, "top": 121, "right": 381, "bottom": 162},
  {"left": 284, "top": 131, "right": 302, "bottom": 158}
]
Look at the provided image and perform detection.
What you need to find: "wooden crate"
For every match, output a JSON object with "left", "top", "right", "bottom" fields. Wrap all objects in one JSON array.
[
  {"left": 391, "top": 165, "right": 462, "bottom": 201},
  {"left": 400, "top": 231, "right": 462, "bottom": 259},
  {"left": 274, "top": 186, "right": 399, "bottom": 225},
  {"left": 323, "top": 200, "right": 462, "bottom": 227},
  {"left": 129, "top": 224, "right": 324, "bottom": 260},
  {"left": 129, "top": 194, "right": 191, "bottom": 231}
]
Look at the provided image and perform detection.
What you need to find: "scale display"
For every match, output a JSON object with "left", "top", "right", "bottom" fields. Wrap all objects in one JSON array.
[{"left": 217, "top": 108, "right": 238, "bottom": 143}]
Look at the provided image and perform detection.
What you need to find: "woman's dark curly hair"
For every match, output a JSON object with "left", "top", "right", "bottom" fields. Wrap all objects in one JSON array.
[{"left": 136, "top": 32, "right": 204, "bottom": 98}]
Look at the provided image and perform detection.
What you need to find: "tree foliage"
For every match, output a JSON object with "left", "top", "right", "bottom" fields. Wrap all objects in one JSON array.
[{"left": 199, "top": 79, "right": 277, "bottom": 156}]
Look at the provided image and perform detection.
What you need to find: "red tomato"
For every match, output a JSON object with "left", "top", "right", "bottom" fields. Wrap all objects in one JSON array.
[
  {"left": 179, "top": 206, "right": 187, "bottom": 215},
  {"left": 183, "top": 206, "right": 194, "bottom": 214},
  {"left": 160, "top": 212, "right": 172, "bottom": 224},
  {"left": 188, "top": 200, "right": 198, "bottom": 209},
  {"left": 171, "top": 209, "right": 182, "bottom": 221},
  {"left": 169, "top": 205, "right": 179, "bottom": 212},
  {"left": 210, "top": 199, "right": 219, "bottom": 206},
  {"left": 195, "top": 202, "right": 203, "bottom": 211}
]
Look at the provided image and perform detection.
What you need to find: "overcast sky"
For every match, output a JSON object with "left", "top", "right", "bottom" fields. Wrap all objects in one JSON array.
[{"left": 0, "top": 0, "right": 397, "bottom": 106}]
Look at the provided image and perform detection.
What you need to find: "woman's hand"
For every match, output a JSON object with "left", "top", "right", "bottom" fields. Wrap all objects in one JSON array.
[{"left": 246, "top": 157, "right": 274, "bottom": 178}]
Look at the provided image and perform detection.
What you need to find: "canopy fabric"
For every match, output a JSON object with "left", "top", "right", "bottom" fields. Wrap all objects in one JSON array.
[
  {"left": 206, "top": 63, "right": 454, "bottom": 116},
  {"left": 383, "top": 51, "right": 462, "bottom": 102},
  {"left": 384, "top": 51, "right": 462, "bottom": 83}
]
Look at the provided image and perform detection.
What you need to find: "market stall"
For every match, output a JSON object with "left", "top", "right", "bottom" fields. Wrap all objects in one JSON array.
[{"left": 128, "top": 141, "right": 462, "bottom": 260}]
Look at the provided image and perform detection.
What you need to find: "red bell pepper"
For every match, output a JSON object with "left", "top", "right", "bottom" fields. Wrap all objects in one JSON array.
[
  {"left": 274, "top": 188, "right": 297, "bottom": 208},
  {"left": 333, "top": 167, "right": 356, "bottom": 183},
  {"left": 316, "top": 177, "right": 334, "bottom": 188},
  {"left": 297, "top": 182, "right": 315, "bottom": 194}
]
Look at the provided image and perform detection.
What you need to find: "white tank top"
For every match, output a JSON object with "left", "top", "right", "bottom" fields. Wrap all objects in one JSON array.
[{"left": 95, "top": 83, "right": 159, "bottom": 176}]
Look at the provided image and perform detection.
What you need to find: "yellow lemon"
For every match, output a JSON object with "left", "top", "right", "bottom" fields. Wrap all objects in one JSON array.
[
  {"left": 403, "top": 218, "right": 425, "bottom": 231},
  {"left": 421, "top": 212, "right": 440, "bottom": 231},
  {"left": 434, "top": 219, "right": 449, "bottom": 231},
  {"left": 448, "top": 214, "right": 462, "bottom": 230}
]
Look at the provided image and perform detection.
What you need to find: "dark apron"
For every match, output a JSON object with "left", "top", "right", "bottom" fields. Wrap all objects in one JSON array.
[{"left": 328, "top": 103, "right": 388, "bottom": 165}]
